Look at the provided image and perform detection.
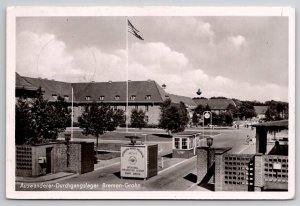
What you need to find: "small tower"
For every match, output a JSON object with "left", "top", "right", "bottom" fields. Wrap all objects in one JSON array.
[{"left": 196, "top": 88, "right": 202, "bottom": 96}]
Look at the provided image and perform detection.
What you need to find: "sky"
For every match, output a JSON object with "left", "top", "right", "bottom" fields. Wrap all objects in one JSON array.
[{"left": 16, "top": 16, "right": 289, "bottom": 102}]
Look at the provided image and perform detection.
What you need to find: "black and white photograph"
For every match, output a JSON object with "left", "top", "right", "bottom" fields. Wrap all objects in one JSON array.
[{"left": 6, "top": 7, "right": 295, "bottom": 199}]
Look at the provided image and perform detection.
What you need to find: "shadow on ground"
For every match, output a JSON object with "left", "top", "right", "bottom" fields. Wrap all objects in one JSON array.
[{"left": 152, "top": 133, "right": 172, "bottom": 138}]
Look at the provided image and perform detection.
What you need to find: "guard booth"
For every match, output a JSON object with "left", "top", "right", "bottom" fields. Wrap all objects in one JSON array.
[
  {"left": 120, "top": 136, "right": 158, "bottom": 180},
  {"left": 172, "top": 131, "right": 202, "bottom": 158}
]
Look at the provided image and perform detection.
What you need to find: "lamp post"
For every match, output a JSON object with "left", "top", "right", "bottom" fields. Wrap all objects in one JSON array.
[
  {"left": 64, "top": 133, "right": 71, "bottom": 167},
  {"left": 206, "top": 136, "right": 213, "bottom": 170},
  {"left": 203, "top": 111, "right": 212, "bottom": 137}
]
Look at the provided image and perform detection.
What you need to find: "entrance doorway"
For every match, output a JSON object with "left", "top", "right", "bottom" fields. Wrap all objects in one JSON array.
[{"left": 46, "top": 147, "right": 52, "bottom": 174}]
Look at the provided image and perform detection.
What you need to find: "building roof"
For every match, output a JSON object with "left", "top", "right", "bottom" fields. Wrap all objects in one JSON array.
[
  {"left": 168, "top": 94, "right": 197, "bottom": 108},
  {"left": 24, "top": 76, "right": 73, "bottom": 100},
  {"left": 71, "top": 80, "right": 165, "bottom": 103},
  {"left": 254, "top": 106, "right": 268, "bottom": 115},
  {"left": 193, "top": 98, "right": 236, "bottom": 110},
  {"left": 253, "top": 120, "right": 288, "bottom": 133},
  {"left": 15, "top": 73, "right": 39, "bottom": 91},
  {"left": 17, "top": 74, "right": 195, "bottom": 107}
]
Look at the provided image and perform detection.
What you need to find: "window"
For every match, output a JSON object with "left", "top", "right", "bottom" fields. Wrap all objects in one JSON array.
[
  {"left": 134, "top": 105, "right": 138, "bottom": 110},
  {"left": 113, "top": 106, "right": 117, "bottom": 110},
  {"left": 85, "top": 96, "right": 91, "bottom": 101},
  {"left": 99, "top": 96, "right": 104, "bottom": 100},
  {"left": 145, "top": 95, "right": 151, "bottom": 100},
  {"left": 174, "top": 138, "right": 180, "bottom": 149},
  {"left": 52, "top": 94, "right": 58, "bottom": 100},
  {"left": 165, "top": 95, "right": 169, "bottom": 98},
  {"left": 64, "top": 95, "right": 69, "bottom": 101},
  {"left": 145, "top": 105, "right": 149, "bottom": 112},
  {"left": 145, "top": 115, "right": 149, "bottom": 122},
  {"left": 182, "top": 138, "right": 187, "bottom": 149},
  {"left": 115, "top": 95, "right": 120, "bottom": 100},
  {"left": 130, "top": 95, "right": 136, "bottom": 100}
]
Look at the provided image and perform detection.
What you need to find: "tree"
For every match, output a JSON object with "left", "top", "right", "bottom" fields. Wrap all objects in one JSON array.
[
  {"left": 78, "top": 102, "right": 124, "bottom": 149},
  {"left": 16, "top": 97, "right": 35, "bottom": 145},
  {"left": 226, "top": 103, "right": 238, "bottom": 118},
  {"left": 237, "top": 102, "right": 256, "bottom": 120},
  {"left": 158, "top": 100, "right": 189, "bottom": 135},
  {"left": 192, "top": 104, "right": 205, "bottom": 126},
  {"left": 178, "top": 102, "right": 190, "bottom": 130},
  {"left": 15, "top": 88, "right": 71, "bottom": 145},
  {"left": 130, "top": 109, "right": 147, "bottom": 129}
]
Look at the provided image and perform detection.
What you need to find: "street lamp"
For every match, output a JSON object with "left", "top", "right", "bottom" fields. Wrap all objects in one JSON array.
[{"left": 206, "top": 136, "right": 214, "bottom": 171}]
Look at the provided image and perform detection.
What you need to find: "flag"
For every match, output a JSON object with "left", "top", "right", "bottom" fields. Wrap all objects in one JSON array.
[{"left": 128, "top": 20, "right": 144, "bottom": 40}]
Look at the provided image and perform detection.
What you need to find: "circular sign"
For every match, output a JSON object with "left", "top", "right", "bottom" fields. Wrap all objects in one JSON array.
[
  {"left": 204, "top": 113, "right": 211, "bottom": 119},
  {"left": 129, "top": 156, "right": 137, "bottom": 165}
]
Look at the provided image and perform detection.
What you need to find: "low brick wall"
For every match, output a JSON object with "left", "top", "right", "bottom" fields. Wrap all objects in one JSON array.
[
  {"left": 173, "top": 149, "right": 195, "bottom": 159},
  {"left": 197, "top": 145, "right": 289, "bottom": 191}
]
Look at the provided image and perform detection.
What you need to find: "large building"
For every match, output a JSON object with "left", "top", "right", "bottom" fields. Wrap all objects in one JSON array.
[{"left": 16, "top": 73, "right": 196, "bottom": 125}]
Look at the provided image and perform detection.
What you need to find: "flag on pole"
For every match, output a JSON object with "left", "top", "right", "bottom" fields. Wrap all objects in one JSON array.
[{"left": 128, "top": 20, "right": 144, "bottom": 40}]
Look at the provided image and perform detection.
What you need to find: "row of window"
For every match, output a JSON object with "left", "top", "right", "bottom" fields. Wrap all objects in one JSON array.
[
  {"left": 52, "top": 94, "right": 152, "bottom": 101},
  {"left": 79, "top": 105, "right": 151, "bottom": 112},
  {"left": 173, "top": 137, "right": 195, "bottom": 150}
]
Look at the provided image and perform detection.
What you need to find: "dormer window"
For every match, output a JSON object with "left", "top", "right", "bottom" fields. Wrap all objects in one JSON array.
[
  {"left": 130, "top": 95, "right": 136, "bottom": 100},
  {"left": 145, "top": 95, "right": 151, "bottom": 100},
  {"left": 85, "top": 96, "right": 91, "bottom": 101},
  {"left": 99, "top": 96, "right": 104, "bottom": 100},
  {"left": 115, "top": 95, "right": 120, "bottom": 100},
  {"left": 64, "top": 95, "right": 69, "bottom": 101},
  {"left": 165, "top": 95, "right": 169, "bottom": 98},
  {"left": 52, "top": 94, "right": 58, "bottom": 100}
]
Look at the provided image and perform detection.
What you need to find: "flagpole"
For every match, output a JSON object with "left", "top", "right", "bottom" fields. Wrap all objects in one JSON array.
[
  {"left": 71, "top": 86, "right": 74, "bottom": 141},
  {"left": 126, "top": 16, "right": 129, "bottom": 134}
]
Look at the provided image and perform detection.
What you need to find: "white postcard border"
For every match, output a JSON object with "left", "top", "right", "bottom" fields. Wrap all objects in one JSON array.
[{"left": 6, "top": 6, "right": 295, "bottom": 199}]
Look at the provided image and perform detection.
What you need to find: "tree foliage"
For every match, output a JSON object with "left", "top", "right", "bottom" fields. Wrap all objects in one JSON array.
[
  {"left": 78, "top": 102, "right": 125, "bottom": 148},
  {"left": 130, "top": 109, "right": 147, "bottom": 129},
  {"left": 264, "top": 100, "right": 288, "bottom": 121},
  {"left": 15, "top": 88, "right": 71, "bottom": 145},
  {"left": 158, "top": 100, "right": 189, "bottom": 135},
  {"left": 192, "top": 104, "right": 205, "bottom": 125}
]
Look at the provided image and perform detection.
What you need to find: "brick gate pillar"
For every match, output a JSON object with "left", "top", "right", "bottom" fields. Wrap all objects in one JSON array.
[
  {"left": 254, "top": 153, "right": 264, "bottom": 191},
  {"left": 214, "top": 148, "right": 232, "bottom": 191},
  {"left": 197, "top": 147, "right": 208, "bottom": 183}
]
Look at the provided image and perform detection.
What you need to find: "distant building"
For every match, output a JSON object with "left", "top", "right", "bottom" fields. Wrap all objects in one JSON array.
[
  {"left": 193, "top": 98, "right": 236, "bottom": 114},
  {"left": 253, "top": 106, "right": 268, "bottom": 119},
  {"left": 16, "top": 73, "right": 196, "bottom": 125}
]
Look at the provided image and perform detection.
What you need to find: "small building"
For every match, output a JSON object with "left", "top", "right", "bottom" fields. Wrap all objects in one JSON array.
[
  {"left": 172, "top": 131, "right": 202, "bottom": 158},
  {"left": 254, "top": 106, "right": 268, "bottom": 119},
  {"left": 16, "top": 141, "right": 94, "bottom": 177}
]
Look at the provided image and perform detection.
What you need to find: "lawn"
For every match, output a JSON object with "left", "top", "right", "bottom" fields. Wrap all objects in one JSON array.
[{"left": 59, "top": 129, "right": 220, "bottom": 142}]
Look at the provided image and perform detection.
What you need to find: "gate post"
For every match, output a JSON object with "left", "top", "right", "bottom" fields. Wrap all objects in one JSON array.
[{"left": 254, "top": 153, "right": 264, "bottom": 191}]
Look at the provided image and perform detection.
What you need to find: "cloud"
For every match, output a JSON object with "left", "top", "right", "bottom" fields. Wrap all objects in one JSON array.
[
  {"left": 16, "top": 30, "right": 288, "bottom": 102},
  {"left": 129, "top": 42, "right": 189, "bottom": 74},
  {"left": 228, "top": 35, "right": 247, "bottom": 49},
  {"left": 128, "top": 42, "right": 287, "bottom": 102},
  {"left": 16, "top": 31, "right": 126, "bottom": 82}
]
